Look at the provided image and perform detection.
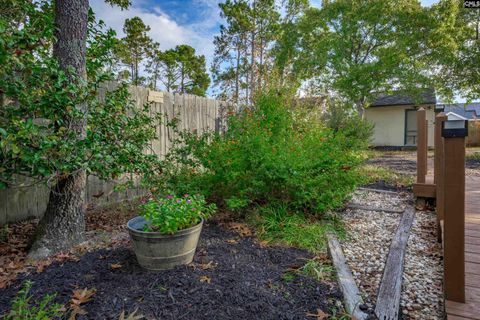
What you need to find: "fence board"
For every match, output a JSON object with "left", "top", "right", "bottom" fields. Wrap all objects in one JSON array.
[
  {"left": 1, "top": 85, "right": 230, "bottom": 225},
  {"left": 0, "top": 189, "right": 7, "bottom": 224}
]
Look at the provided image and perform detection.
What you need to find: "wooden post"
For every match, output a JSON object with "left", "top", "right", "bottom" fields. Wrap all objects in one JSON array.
[
  {"left": 443, "top": 135, "right": 466, "bottom": 303},
  {"left": 435, "top": 113, "right": 447, "bottom": 216},
  {"left": 425, "top": 119, "right": 429, "bottom": 166},
  {"left": 417, "top": 108, "right": 427, "bottom": 183}
]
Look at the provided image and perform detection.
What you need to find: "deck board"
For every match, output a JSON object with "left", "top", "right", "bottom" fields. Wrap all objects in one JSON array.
[{"left": 446, "top": 176, "right": 480, "bottom": 320}]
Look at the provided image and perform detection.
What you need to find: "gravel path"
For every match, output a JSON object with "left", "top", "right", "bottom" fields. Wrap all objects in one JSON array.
[
  {"left": 340, "top": 189, "right": 443, "bottom": 319},
  {"left": 401, "top": 211, "right": 443, "bottom": 319}
]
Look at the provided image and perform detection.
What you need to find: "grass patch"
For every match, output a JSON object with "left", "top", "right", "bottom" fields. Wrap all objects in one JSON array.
[
  {"left": 359, "top": 164, "right": 414, "bottom": 187},
  {"left": 3, "top": 281, "right": 63, "bottom": 320},
  {"left": 246, "top": 205, "right": 344, "bottom": 254},
  {"left": 300, "top": 259, "right": 335, "bottom": 281},
  {"left": 467, "top": 151, "right": 480, "bottom": 161},
  {"left": 362, "top": 148, "right": 385, "bottom": 160}
]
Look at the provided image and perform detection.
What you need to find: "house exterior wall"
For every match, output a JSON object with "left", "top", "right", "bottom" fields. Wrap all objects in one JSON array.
[{"left": 365, "top": 105, "right": 435, "bottom": 147}]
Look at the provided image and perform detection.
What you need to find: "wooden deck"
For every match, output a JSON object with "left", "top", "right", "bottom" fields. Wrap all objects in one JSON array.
[{"left": 446, "top": 175, "right": 480, "bottom": 320}]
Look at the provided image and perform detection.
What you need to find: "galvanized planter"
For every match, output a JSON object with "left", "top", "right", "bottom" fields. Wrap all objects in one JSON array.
[{"left": 127, "top": 216, "right": 203, "bottom": 270}]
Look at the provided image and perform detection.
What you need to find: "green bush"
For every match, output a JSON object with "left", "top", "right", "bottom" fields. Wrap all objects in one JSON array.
[
  {"left": 2, "top": 281, "right": 63, "bottom": 320},
  {"left": 162, "top": 92, "right": 366, "bottom": 215},
  {"left": 322, "top": 99, "right": 374, "bottom": 149},
  {"left": 140, "top": 195, "right": 216, "bottom": 234}
]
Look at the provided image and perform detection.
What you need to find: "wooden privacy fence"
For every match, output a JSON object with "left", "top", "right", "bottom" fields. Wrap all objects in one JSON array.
[
  {"left": 0, "top": 84, "right": 234, "bottom": 225},
  {"left": 467, "top": 120, "right": 480, "bottom": 147}
]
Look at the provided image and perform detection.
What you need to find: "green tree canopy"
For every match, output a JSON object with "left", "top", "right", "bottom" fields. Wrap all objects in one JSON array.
[
  {"left": 292, "top": 0, "right": 429, "bottom": 115},
  {"left": 116, "top": 16, "right": 153, "bottom": 85},
  {"left": 147, "top": 44, "right": 210, "bottom": 96},
  {"left": 427, "top": 0, "right": 480, "bottom": 101},
  {"left": 212, "top": 0, "right": 280, "bottom": 105},
  {"left": 0, "top": 0, "right": 162, "bottom": 257}
]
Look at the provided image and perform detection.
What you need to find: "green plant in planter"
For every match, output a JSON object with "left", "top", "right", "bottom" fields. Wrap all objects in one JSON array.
[{"left": 140, "top": 195, "right": 216, "bottom": 234}]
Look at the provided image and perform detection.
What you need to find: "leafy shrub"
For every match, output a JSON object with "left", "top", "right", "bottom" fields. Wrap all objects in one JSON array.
[
  {"left": 322, "top": 99, "right": 374, "bottom": 149},
  {"left": 140, "top": 195, "right": 216, "bottom": 234},
  {"left": 162, "top": 92, "right": 366, "bottom": 214},
  {"left": 2, "top": 281, "right": 63, "bottom": 320}
]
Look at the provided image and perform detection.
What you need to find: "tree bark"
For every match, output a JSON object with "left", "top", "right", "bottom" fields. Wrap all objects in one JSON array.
[
  {"left": 250, "top": 0, "right": 257, "bottom": 105},
  {"left": 29, "top": 0, "right": 89, "bottom": 259},
  {"left": 180, "top": 63, "right": 185, "bottom": 93},
  {"left": 355, "top": 100, "right": 365, "bottom": 119},
  {"left": 235, "top": 43, "right": 240, "bottom": 105}
]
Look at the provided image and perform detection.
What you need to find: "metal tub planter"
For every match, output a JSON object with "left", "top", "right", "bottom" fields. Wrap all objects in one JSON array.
[{"left": 127, "top": 216, "right": 204, "bottom": 270}]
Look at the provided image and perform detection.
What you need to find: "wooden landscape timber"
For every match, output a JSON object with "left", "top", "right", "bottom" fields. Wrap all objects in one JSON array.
[
  {"left": 357, "top": 187, "right": 403, "bottom": 195},
  {"left": 346, "top": 203, "right": 404, "bottom": 214},
  {"left": 327, "top": 233, "right": 369, "bottom": 320},
  {"left": 375, "top": 206, "right": 416, "bottom": 320}
]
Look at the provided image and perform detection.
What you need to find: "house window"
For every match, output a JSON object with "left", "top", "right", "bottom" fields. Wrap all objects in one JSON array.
[{"left": 405, "top": 109, "right": 417, "bottom": 146}]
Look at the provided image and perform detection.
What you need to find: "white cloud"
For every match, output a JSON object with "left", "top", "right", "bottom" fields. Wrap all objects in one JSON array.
[{"left": 91, "top": 0, "right": 217, "bottom": 62}]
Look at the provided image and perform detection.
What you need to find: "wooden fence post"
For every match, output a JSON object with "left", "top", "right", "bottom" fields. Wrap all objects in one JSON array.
[
  {"left": 442, "top": 122, "right": 467, "bottom": 303},
  {"left": 417, "top": 108, "right": 427, "bottom": 183},
  {"left": 435, "top": 113, "right": 447, "bottom": 233}
]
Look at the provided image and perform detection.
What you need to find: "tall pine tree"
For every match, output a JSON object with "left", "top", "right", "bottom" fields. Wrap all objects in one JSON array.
[{"left": 117, "top": 16, "right": 152, "bottom": 85}]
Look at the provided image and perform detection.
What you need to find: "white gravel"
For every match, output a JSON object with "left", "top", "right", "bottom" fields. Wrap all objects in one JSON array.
[
  {"left": 339, "top": 189, "right": 444, "bottom": 319},
  {"left": 400, "top": 211, "right": 443, "bottom": 319}
]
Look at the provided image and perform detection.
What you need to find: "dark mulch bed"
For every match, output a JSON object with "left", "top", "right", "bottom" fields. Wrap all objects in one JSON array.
[
  {"left": 0, "top": 223, "right": 342, "bottom": 319},
  {"left": 366, "top": 154, "right": 417, "bottom": 175},
  {"left": 466, "top": 157, "right": 480, "bottom": 169}
]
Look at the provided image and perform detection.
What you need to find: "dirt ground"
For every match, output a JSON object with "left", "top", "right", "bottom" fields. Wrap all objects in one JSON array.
[
  {"left": 0, "top": 208, "right": 343, "bottom": 319},
  {"left": 367, "top": 149, "right": 480, "bottom": 177}
]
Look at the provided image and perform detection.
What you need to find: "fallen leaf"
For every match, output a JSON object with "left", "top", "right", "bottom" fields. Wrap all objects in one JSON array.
[
  {"left": 55, "top": 252, "right": 79, "bottom": 262},
  {"left": 306, "top": 309, "right": 329, "bottom": 320},
  {"left": 70, "top": 287, "right": 96, "bottom": 308},
  {"left": 119, "top": 308, "right": 144, "bottom": 320},
  {"left": 286, "top": 264, "right": 302, "bottom": 272},
  {"left": 199, "top": 275, "right": 211, "bottom": 283},
  {"left": 226, "top": 239, "right": 239, "bottom": 244},
  {"left": 196, "top": 261, "right": 217, "bottom": 270},
  {"left": 74, "top": 243, "right": 90, "bottom": 254},
  {"left": 110, "top": 263, "right": 122, "bottom": 269},
  {"left": 68, "top": 306, "right": 87, "bottom": 320},
  {"left": 227, "top": 222, "right": 252, "bottom": 237},
  {"left": 34, "top": 259, "right": 52, "bottom": 273},
  {"left": 257, "top": 240, "right": 270, "bottom": 248}
]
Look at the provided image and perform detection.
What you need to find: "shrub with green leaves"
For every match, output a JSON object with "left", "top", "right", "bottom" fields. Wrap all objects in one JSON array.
[
  {"left": 2, "top": 281, "right": 63, "bottom": 320},
  {"left": 0, "top": 2, "right": 162, "bottom": 190},
  {"left": 162, "top": 92, "right": 367, "bottom": 214},
  {"left": 322, "top": 99, "right": 374, "bottom": 150},
  {"left": 139, "top": 195, "right": 216, "bottom": 234}
]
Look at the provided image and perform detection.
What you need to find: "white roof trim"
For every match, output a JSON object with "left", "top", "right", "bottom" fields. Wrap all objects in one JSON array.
[{"left": 446, "top": 112, "right": 468, "bottom": 121}]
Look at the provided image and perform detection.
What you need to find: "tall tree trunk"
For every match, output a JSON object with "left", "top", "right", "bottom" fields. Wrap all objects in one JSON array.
[
  {"left": 181, "top": 64, "right": 185, "bottom": 93},
  {"left": 235, "top": 44, "right": 240, "bottom": 105},
  {"left": 250, "top": 30, "right": 256, "bottom": 105},
  {"left": 355, "top": 100, "right": 365, "bottom": 119},
  {"left": 152, "top": 63, "right": 159, "bottom": 90},
  {"left": 29, "top": 0, "right": 89, "bottom": 259},
  {"left": 250, "top": 0, "right": 257, "bottom": 105}
]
